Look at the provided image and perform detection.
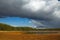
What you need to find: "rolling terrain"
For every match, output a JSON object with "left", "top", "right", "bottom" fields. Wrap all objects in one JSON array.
[{"left": 0, "top": 23, "right": 60, "bottom": 40}]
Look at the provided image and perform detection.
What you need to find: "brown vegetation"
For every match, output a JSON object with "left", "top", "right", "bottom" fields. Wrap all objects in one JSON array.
[{"left": 0, "top": 31, "right": 60, "bottom": 40}]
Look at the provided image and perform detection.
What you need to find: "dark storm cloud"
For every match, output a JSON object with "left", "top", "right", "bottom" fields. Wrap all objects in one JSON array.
[
  {"left": 0, "top": 0, "right": 60, "bottom": 28},
  {"left": 0, "top": 0, "right": 53, "bottom": 20}
]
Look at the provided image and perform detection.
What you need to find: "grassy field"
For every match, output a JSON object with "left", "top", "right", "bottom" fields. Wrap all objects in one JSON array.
[{"left": 0, "top": 31, "right": 60, "bottom": 40}]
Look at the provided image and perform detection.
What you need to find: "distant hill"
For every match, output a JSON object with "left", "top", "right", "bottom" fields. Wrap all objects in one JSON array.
[
  {"left": 0, "top": 23, "right": 35, "bottom": 31},
  {"left": 0, "top": 23, "right": 60, "bottom": 31},
  {"left": 0, "top": 23, "right": 14, "bottom": 31}
]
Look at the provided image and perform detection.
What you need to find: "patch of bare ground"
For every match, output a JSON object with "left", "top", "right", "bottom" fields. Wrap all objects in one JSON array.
[{"left": 0, "top": 31, "right": 60, "bottom": 40}]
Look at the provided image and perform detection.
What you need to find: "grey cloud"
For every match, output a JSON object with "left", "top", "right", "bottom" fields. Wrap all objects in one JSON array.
[{"left": 0, "top": 0, "right": 60, "bottom": 28}]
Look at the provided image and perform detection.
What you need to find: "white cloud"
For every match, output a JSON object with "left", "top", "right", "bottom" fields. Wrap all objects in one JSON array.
[{"left": 22, "top": 0, "right": 46, "bottom": 12}]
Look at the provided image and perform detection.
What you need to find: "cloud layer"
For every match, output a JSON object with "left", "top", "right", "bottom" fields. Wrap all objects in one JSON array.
[{"left": 0, "top": 0, "right": 60, "bottom": 28}]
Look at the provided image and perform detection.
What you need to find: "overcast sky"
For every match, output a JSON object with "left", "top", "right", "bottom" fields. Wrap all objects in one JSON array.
[{"left": 0, "top": 0, "right": 60, "bottom": 28}]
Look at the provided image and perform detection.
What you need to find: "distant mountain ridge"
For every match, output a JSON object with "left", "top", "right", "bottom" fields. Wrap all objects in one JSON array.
[
  {"left": 0, "top": 23, "right": 35, "bottom": 31},
  {"left": 0, "top": 23, "right": 60, "bottom": 31}
]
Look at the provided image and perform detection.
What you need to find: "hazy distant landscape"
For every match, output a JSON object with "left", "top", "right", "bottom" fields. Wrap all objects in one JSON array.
[
  {"left": 0, "top": 23, "right": 60, "bottom": 34},
  {"left": 0, "top": 23, "right": 60, "bottom": 31},
  {"left": 0, "top": 23, "right": 60, "bottom": 40}
]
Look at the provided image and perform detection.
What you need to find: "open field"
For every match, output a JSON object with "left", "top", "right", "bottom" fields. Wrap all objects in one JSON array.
[{"left": 0, "top": 31, "right": 60, "bottom": 40}]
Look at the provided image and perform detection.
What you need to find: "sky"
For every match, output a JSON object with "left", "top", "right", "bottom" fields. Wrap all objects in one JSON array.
[
  {"left": 0, "top": 17, "right": 33, "bottom": 27},
  {"left": 0, "top": 0, "right": 60, "bottom": 28}
]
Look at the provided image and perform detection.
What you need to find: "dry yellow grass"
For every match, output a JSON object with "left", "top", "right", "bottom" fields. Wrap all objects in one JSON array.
[{"left": 0, "top": 31, "right": 60, "bottom": 40}]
